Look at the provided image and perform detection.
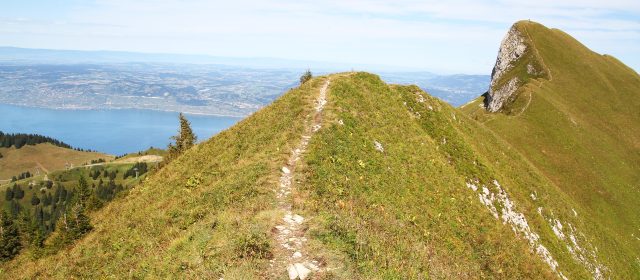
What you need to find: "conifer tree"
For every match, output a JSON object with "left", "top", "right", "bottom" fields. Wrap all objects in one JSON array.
[
  {"left": 43, "top": 193, "right": 52, "bottom": 207},
  {"left": 165, "top": 113, "right": 197, "bottom": 163},
  {"left": 13, "top": 184, "right": 24, "bottom": 200},
  {"left": 300, "top": 69, "right": 313, "bottom": 84},
  {"left": 57, "top": 202, "right": 92, "bottom": 244},
  {"left": 0, "top": 211, "right": 21, "bottom": 261},
  {"left": 30, "top": 194, "right": 40, "bottom": 206},
  {"left": 69, "top": 203, "right": 92, "bottom": 238},
  {"left": 4, "top": 188, "right": 13, "bottom": 201},
  {"left": 179, "top": 113, "right": 197, "bottom": 149},
  {"left": 57, "top": 176, "right": 93, "bottom": 243},
  {"left": 16, "top": 212, "right": 43, "bottom": 249},
  {"left": 9, "top": 200, "right": 21, "bottom": 217},
  {"left": 77, "top": 176, "right": 91, "bottom": 206}
]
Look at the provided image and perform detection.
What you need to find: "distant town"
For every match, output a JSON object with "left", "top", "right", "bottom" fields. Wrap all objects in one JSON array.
[
  {"left": 0, "top": 63, "right": 301, "bottom": 117},
  {"left": 0, "top": 61, "right": 489, "bottom": 117}
]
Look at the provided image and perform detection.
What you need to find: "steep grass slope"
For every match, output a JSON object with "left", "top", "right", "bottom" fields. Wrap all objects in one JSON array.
[
  {"left": 299, "top": 73, "right": 636, "bottom": 279},
  {"left": 0, "top": 143, "right": 110, "bottom": 180},
  {"left": 2, "top": 22, "right": 638, "bottom": 278},
  {"left": 6, "top": 71, "right": 633, "bottom": 279},
  {"left": 463, "top": 21, "right": 640, "bottom": 278},
  {"left": 0, "top": 160, "right": 149, "bottom": 217},
  {"left": 1, "top": 78, "right": 325, "bottom": 279}
]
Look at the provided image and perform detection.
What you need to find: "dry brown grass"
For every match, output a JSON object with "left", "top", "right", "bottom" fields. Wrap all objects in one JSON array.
[{"left": 0, "top": 143, "right": 112, "bottom": 180}]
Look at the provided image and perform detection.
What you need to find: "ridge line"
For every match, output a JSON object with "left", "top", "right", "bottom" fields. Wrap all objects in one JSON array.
[{"left": 271, "top": 79, "right": 330, "bottom": 280}]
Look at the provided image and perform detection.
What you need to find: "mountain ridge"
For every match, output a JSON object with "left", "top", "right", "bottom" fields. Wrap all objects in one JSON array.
[
  {"left": 2, "top": 20, "right": 639, "bottom": 279},
  {"left": 464, "top": 20, "right": 640, "bottom": 278}
]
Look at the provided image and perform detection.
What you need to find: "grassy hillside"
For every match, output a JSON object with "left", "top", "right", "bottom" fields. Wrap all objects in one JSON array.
[
  {"left": 1, "top": 162, "right": 150, "bottom": 213},
  {"left": 2, "top": 21, "right": 638, "bottom": 279},
  {"left": 0, "top": 77, "right": 325, "bottom": 278},
  {"left": 0, "top": 143, "right": 112, "bottom": 180},
  {"left": 114, "top": 146, "right": 167, "bottom": 162},
  {"left": 297, "top": 73, "right": 635, "bottom": 279},
  {"left": 462, "top": 21, "right": 640, "bottom": 278},
  {"left": 4, "top": 71, "right": 634, "bottom": 279}
]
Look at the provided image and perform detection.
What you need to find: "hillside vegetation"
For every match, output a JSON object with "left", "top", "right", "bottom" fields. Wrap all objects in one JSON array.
[
  {"left": 462, "top": 21, "right": 640, "bottom": 278},
  {"left": 0, "top": 143, "right": 111, "bottom": 180},
  {"left": 0, "top": 131, "right": 72, "bottom": 150},
  {"left": 0, "top": 160, "right": 153, "bottom": 251},
  {"left": 0, "top": 78, "right": 324, "bottom": 278},
  {"left": 1, "top": 21, "right": 638, "bottom": 279}
]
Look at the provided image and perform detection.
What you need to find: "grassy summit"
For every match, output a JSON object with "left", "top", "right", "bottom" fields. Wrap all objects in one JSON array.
[
  {"left": 2, "top": 21, "right": 638, "bottom": 279},
  {"left": 463, "top": 20, "right": 640, "bottom": 278}
]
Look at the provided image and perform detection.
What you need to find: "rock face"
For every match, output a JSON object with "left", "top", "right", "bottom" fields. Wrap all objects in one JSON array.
[{"left": 486, "top": 26, "right": 527, "bottom": 112}]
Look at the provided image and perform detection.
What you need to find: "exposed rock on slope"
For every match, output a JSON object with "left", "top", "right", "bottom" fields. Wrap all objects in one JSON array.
[
  {"left": 464, "top": 20, "right": 640, "bottom": 279},
  {"left": 4, "top": 20, "right": 639, "bottom": 280},
  {"left": 485, "top": 26, "right": 527, "bottom": 112}
]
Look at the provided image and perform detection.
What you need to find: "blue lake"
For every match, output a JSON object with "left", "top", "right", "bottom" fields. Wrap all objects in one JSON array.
[{"left": 0, "top": 104, "right": 243, "bottom": 155}]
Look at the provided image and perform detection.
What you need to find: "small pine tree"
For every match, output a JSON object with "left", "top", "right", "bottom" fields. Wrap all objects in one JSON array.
[
  {"left": 165, "top": 113, "right": 197, "bottom": 164},
  {"left": 4, "top": 188, "right": 13, "bottom": 201},
  {"left": 9, "top": 200, "right": 21, "bottom": 217},
  {"left": 58, "top": 203, "right": 92, "bottom": 244},
  {"left": 43, "top": 193, "right": 52, "bottom": 207},
  {"left": 30, "top": 194, "right": 40, "bottom": 206},
  {"left": 16, "top": 212, "right": 44, "bottom": 250},
  {"left": 180, "top": 113, "right": 197, "bottom": 149},
  {"left": 76, "top": 176, "right": 91, "bottom": 207},
  {"left": 0, "top": 211, "right": 22, "bottom": 261},
  {"left": 70, "top": 203, "right": 92, "bottom": 238},
  {"left": 87, "top": 193, "right": 103, "bottom": 211},
  {"left": 13, "top": 184, "right": 24, "bottom": 200},
  {"left": 300, "top": 69, "right": 312, "bottom": 84}
]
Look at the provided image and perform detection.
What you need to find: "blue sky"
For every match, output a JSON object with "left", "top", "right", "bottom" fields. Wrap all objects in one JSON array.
[{"left": 1, "top": 0, "right": 638, "bottom": 74}]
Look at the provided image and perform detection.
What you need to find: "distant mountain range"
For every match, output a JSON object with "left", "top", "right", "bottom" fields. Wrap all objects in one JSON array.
[
  {"left": 0, "top": 46, "right": 429, "bottom": 72},
  {"left": 380, "top": 72, "right": 489, "bottom": 106},
  {"left": 0, "top": 47, "right": 490, "bottom": 114}
]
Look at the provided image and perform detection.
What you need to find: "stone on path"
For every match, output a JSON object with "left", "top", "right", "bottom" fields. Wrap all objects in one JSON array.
[
  {"left": 287, "top": 264, "right": 298, "bottom": 279},
  {"left": 294, "top": 263, "right": 312, "bottom": 280}
]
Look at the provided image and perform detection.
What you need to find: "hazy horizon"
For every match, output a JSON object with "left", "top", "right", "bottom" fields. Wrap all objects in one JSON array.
[
  {"left": 1, "top": 1, "right": 639, "bottom": 75},
  {"left": 0, "top": 46, "right": 440, "bottom": 73}
]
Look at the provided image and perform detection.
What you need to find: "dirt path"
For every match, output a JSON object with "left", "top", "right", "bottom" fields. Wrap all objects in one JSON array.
[
  {"left": 512, "top": 25, "right": 553, "bottom": 117},
  {"left": 512, "top": 82, "right": 536, "bottom": 118},
  {"left": 504, "top": 26, "right": 553, "bottom": 119},
  {"left": 271, "top": 79, "right": 330, "bottom": 280}
]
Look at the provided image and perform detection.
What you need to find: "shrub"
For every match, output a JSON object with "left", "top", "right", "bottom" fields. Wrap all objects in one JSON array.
[
  {"left": 300, "top": 69, "right": 313, "bottom": 84},
  {"left": 185, "top": 174, "right": 202, "bottom": 189},
  {"left": 235, "top": 228, "right": 273, "bottom": 259}
]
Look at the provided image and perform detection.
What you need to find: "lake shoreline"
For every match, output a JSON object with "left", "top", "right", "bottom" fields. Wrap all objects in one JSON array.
[{"left": 0, "top": 103, "right": 242, "bottom": 155}]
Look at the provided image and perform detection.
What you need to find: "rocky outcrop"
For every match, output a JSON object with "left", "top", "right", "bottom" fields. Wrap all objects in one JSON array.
[
  {"left": 486, "top": 26, "right": 527, "bottom": 112},
  {"left": 487, "top": 77, "right": 520, "bottom": 112}
]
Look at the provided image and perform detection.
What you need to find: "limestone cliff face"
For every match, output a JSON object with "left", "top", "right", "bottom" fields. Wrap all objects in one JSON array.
[{"left": 486, "top": 26, "right": 527, "bottom": 112}]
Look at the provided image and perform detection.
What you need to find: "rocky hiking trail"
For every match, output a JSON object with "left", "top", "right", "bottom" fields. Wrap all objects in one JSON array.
[{"left": 270, "top": 79, "right": 330, "bottom": 280}]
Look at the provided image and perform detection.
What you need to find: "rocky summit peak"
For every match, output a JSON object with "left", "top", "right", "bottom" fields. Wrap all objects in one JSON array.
[{"left": 485, "top": 24, "right": 528, "bottom": 112}]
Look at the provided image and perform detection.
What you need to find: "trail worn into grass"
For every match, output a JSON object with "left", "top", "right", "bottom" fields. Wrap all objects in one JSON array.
[
  {"left": 510, "top": 24, "right": 553, "bottom": 118},
  {"left": 272, "top": 79, "right": 330, "bottom": 280}
]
